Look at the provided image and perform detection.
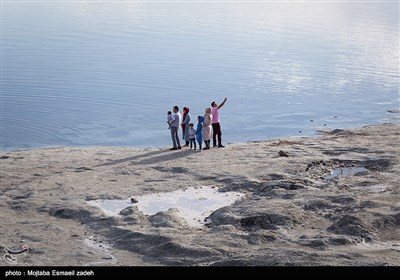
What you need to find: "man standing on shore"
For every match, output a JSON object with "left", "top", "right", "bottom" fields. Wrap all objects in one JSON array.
[
  {"left": 211, "top": 97, "right": 227, "bottom": 148},
  {"left": 169, "top": 106, "right": 182, "bottom": 150}
]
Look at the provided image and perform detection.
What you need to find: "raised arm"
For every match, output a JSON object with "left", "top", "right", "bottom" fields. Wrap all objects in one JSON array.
[{"left": 217, "top": 97, "right": 228, "bottom": 109}]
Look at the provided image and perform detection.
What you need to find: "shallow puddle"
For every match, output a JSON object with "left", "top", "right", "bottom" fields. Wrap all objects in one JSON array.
[
  {"left": 87, "top": 186, "right": 244, "bottom": 227},
  {"left": 325, "top": 167, "right": 368, "bottom": 180}
]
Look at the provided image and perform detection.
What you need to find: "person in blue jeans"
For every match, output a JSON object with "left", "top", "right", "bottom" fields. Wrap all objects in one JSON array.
[{"left": 168, "top": 106, "right": 182, "bottom": 150}]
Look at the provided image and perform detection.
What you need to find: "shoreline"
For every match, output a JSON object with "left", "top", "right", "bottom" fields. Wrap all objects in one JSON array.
[
  {"left": 2, "top": 116, "right": 399, "bottom": 154},
  {"left": 1, "top": 123, "right": 399, "bottom": 266}
]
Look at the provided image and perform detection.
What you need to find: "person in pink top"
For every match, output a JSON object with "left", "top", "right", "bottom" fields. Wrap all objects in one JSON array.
[{"left": 211, "top": 97, "right": 227, "bottom": 148}]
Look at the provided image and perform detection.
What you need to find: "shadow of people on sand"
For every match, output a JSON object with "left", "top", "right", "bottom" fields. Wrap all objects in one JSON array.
[{"left": 95, "top": 148, "right": 194, "bottom": 167}]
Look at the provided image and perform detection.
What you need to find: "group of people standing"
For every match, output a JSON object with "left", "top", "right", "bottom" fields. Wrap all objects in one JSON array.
[{"left": 167, "top": 97, "right": 228, "bottom": 151}]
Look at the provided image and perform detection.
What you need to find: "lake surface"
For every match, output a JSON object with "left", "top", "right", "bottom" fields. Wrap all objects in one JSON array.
[{"left": 2, "top": 1, "right": 399, "bottom": 151}]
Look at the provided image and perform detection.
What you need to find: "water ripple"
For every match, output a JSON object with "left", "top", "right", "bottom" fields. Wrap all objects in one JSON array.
[{"left": 2, "top": 1, "right": 398, "bottom": 150}]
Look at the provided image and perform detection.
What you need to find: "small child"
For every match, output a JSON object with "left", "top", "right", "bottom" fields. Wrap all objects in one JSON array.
[
  {"left": 167, "top": 111, "right": 172, "bottom": 129},
  {"left": 196, "top": 116, "right": 204, "bottom": 151},
  {"left": 188, "top": 123, "right": 197, "bottom": 150}
]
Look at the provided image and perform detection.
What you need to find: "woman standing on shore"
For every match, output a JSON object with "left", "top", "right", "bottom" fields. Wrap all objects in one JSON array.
[
  {"left": 181, "top": 107, "right": 190, "bottom": 147},
  {"left": 203, "top": 107, "right": 212, "bottom": 150}
]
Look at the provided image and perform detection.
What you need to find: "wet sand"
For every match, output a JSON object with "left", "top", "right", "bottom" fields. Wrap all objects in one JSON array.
[{"left": 0, "top": 123, "right": 399, "bottom": 266}]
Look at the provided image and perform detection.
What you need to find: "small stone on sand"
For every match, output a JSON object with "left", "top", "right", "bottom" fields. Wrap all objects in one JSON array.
[{"left": 279, "top": 150, "right": 289, "bottom": 157}]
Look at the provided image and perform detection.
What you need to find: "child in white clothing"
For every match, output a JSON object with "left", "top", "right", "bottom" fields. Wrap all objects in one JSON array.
[{"left": 167, "top": 111, "right": 172, "bottom": 129}]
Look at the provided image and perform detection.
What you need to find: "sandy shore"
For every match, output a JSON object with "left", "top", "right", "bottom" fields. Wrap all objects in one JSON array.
[{"left": 1, "top": 123, "right": 399, "bottom": 266}]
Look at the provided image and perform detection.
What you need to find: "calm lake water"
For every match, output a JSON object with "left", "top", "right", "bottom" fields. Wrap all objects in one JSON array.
[{"left": 2, "top": 1, "right": 399, "bottom": 151}]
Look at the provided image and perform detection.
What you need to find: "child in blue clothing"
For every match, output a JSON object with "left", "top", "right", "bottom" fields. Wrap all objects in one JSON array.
[
  {"left": 188, "top": 123, "right": 197, "bottom": 150},
  {"left": 196, "top": 116, "right": 204, "bottom": 151}
]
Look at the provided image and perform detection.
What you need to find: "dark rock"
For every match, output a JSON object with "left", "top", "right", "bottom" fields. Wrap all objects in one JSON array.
[
  {"left": 305, "top": 160, "right": 329, "bottom": 171},
  {"left": 392, "top": 212, "right": 400, "bottom": 225},
  {"left": 298, "top": 239, "right": 328, "bottom": 250},
  {"left": 330, "top": 129, "right": 351, "bottom": 135},
  {"left": 256, "top": 185, "right": 275, "bottom": 196},
  {"left": 372, "top": 213, "right": 400, "bottom": 229},
  {"left": 359, "top": 201, "right": 379, "bottom": 209},
  {"left": 171, "top": 167, "right": 189, "bottom": 174},
  {"left": 120, "top": 207, "right": 135, "bottom": 216},
  {"left": 327, "top": 236, "right": 355, "bottom": 246},
  {"left": 240, "top": 213, "right": 293, "bottom": 230},
  {"left": 246, "top": 233, "right": 276, "bottom": 245},
  {"left": 278, "top": 150, "right": 289, "bottom": 157},
  {"left": 217, "top": 176, "right": 261, "bottom": 192},
  {"left": 361, "top": 158, "right": 391, "bottom": 172},
  {"left": 328, "top": 195, "right": 356, "bottom": 205},
  {"left": 12, "top": 192, "right": 33, "bottom": 200},
  {"left": 208, "top": 207, "right": 241, "bottom": 226},
  {"left": 241, "top": 216, "right": 277, "bottom": 230},
  {"left": 327, "top": 215, "right": 375, "bottom": 238},
  {"left": 74, "top": 167, "right": 94, "bottom": 172},
  {"left": 145, "top": 240, "right": 214, "bottom": 260},
  {"left": 50, "top": 208, "right": 91, "bottom": 220},
  {"left": 154, "top": 166, "right": 189, "bottom": 174},
  {"left": 130, "top": 197, "right": 139, "bottom": 203},
  {"left": 304, "top": 199, "right": 333, "bottom": 211},
  {"left": 331, "top": 129, "right": 345, "bottom": 134},
  {"left": 0, "top": 156, "right": 10, "bottom": 159},
  {"left": 260, "top": 180, "right": 306, "bottom": 191},
  {"left": 284, "top": 181, "right": 306, "bottom": 190},
  {"left": 281, "top": 193, "right": 296, "bottom": 199},
  {"left": 268, "top": 173, "right": 286, "bottom": 180}
]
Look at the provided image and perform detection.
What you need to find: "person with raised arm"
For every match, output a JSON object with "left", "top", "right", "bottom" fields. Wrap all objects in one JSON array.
[{"left": 211, "top": 97, "right": 227, "bottom": 148}]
